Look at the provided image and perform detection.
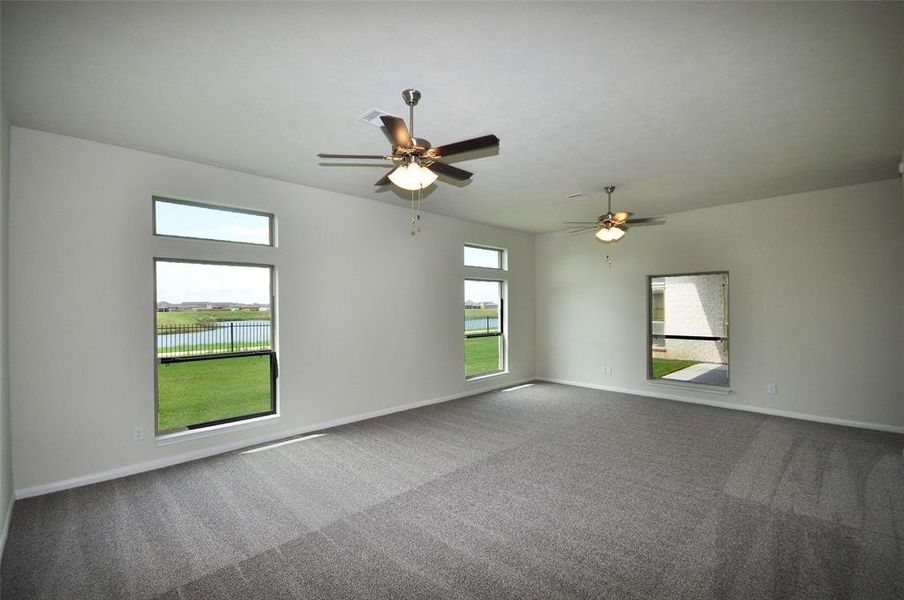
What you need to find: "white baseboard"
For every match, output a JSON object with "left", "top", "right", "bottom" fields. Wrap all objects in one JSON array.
[
  {"left": 0, "top": 493, "right": 13, "bottom": 566},
  {"left": 536, "top": 377, "right": 904, "bottom": 434},
  {"left": 15, "top": 377, "right": 534, "bottom": 500}
]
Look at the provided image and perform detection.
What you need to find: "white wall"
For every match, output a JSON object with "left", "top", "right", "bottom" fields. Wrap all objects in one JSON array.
[
  {"left": 0, "top": 23, "right": 14, "bottom": 549},
  {"left": 8, "top": 127, "right": 534, "bottom": 493},
  {"left": 535, "top": 179, "right": 904, "bottom": 430}
]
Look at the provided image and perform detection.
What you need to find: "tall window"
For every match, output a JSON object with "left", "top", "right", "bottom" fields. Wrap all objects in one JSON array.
[
  {"left": 155, "top": 260, "right": 276, "bottom": 432},
  {"left": 464, "top": 279, "right": 505, "bottom": 378},
  {"left": 463, "top": 244, "right": 507, "bottom": 378},
  {"left": 648, "top": 272, "right": 729, "bottom": 388}
]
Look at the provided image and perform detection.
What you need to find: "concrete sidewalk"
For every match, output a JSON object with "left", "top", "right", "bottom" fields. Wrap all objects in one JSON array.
[{"left": 662, "top": 362, "right": 729, "bottom": 386}]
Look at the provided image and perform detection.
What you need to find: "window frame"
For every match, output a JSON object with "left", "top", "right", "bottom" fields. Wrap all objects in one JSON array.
[
  {"left": 153, "top": 257, "right": 278, "bottom": 434},
  {"left": 650, "top": 279, "right": 666, "bottom": 350},
  {"left": 646, "top": 271, "right": 730, "bottom": 389},
  {"left": 152, "top": 196, "right": 276, "bottom": 247},
  {"left": 463, "top": 277, "right": 506, "bottom": 380}
]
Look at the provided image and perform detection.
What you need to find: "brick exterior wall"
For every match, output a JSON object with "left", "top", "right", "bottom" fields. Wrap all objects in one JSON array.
[{"left": 662, "top": 274, "right": 728, "bottom": 363}]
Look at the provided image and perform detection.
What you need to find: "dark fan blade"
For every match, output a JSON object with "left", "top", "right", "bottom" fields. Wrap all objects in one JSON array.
[
  {"left": 429, "top": 134, "right": 499, "bottom": 158},
  {"left": 568, "top": 226, "right": 599, "bottom": 234},
  {"left": 318, "top": 153, "right": 388, "bottom": 159},
  {"left": 380, "top": 115, "right": 412, "bottom": 148},
  {"left": 427, "top": 161, "right": 472, "bottom": 181},
  {"left": 627, "top": 217, "right": 666, "bottom": 226},
  {"left": 374, "top": 167, "right": 397, "bottom": 186},
  {"left": 563, "top": 221, "right": 599, "bottom": 225}
]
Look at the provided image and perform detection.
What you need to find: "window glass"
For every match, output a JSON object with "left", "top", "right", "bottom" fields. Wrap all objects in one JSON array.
[
  {"left": 154, "top": 198, "right": 273, "bottom": 245},
  {"left": 649, "top": 272, "right": 729, "bottom": 387},
  {"left": 464, "top": 245, "right": 503, "bottom": 269},
  {"left": 156, "top": 260, "right": 276, "bottom": 432},
  {"left": 464, "top": 279, "right": 504, "bottom": 377}
]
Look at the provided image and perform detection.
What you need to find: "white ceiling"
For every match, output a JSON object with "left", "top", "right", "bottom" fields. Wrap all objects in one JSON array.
[{"left": 3, "top": 2, "right": 902, "bottom": 233}]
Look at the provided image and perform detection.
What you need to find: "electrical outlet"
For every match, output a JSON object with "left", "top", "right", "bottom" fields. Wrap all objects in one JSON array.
[
  {"left": 602, "top": 366, "right": 613, "bottom": 375},
  {"left": 133, "top": 425, "right": 144, "bottom": 441},
  {"left": 766, "top": 383, "right": 777, "bottom": 395}
]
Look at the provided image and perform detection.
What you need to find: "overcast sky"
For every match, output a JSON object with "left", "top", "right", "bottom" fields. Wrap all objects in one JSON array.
[
  {"left": 156, "top": 200, "right": 270, "bottom": 244},
  {"left": 156, "top": 261, "right": 271, "bottom": 304},
  {"left": 464, "top": 279, "right": 501, "bottom": 304}
]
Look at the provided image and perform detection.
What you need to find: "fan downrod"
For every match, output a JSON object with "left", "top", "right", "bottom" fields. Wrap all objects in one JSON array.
[{"left": 604, "top": 185, "right": 616, "bottom": 214}]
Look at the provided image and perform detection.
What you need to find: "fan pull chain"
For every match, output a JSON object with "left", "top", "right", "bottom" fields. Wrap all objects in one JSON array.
[
  {"left": 410, "top": 188, "right": 423, "bottom": 236},
  {"left": 410, "top": 189, "right": 416, "bottom": 235},
  {"left": 416, "top": 189, "right": 422, "bottom": 233}
]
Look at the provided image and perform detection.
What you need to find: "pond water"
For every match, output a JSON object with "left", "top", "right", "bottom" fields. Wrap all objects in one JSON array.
[
  {"left": 464, "top": 317, "right": 500, "bottom": 332},
  {"left": 157, "top": 320, "right": 271, "bottom": 349}
]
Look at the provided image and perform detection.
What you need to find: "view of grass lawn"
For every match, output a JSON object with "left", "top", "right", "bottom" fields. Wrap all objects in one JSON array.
[
  {"left": 465, "top": 336, "right": 502, "bottom": 377},
  {"left": 652, "top": 358, "right": 700, "bottom": 378},
  {"left": 157, "top": 355, "right": 272, "bottom": 431},
  {"left": 156, "top": 310, "right": 271, "bottom": 331},
  {"left": 158, "top": 342, "right": 270, "bottom": 357}
]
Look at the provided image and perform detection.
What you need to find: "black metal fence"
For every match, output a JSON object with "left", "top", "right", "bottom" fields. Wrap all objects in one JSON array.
[
  {"left": 464, "top": 316, "right": 501, "bottom": 335},
  {"left": 157, "top": 321, "right": 271, "bottom": 357}
]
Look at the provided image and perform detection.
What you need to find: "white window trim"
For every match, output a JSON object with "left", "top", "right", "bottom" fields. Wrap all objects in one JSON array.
[{"left": 156, "top": 413, "right": 280, "bottom": 445}]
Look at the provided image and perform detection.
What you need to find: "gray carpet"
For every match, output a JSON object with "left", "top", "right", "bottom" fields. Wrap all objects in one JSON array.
[{"left": 2, "top": 382, "right": 902, "bottom": 599}]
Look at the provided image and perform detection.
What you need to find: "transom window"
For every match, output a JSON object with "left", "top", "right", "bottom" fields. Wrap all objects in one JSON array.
[
  {"left": 464, "top": 244, "right": 505, "bottom": 269},
  {"left": 154, "top": 197, "right": 274, "bottom": 246}
]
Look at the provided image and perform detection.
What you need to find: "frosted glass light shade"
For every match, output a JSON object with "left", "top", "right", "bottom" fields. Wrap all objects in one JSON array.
[
  {"left": 388, "top": 163, "right": 438, "bottom": 191},
  {"left": 595, "top": 225, "right": 626, "bottom": 242}
]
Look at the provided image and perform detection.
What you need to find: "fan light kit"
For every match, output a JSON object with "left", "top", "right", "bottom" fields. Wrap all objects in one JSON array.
[
  {"left": 595, "top": 223, "right": 626, "bottom": 242},
  {"left": 388, "top": 162, "right": 438, "bottom": 191}
]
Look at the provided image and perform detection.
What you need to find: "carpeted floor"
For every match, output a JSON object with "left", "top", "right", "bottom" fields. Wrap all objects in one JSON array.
[{"left": 2, "top": 382, "right": 902, "bottom": 599}]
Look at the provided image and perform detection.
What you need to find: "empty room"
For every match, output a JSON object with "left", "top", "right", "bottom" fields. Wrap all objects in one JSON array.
[{"left": 0, "top": 1, "right": 902, "bottom": 598}]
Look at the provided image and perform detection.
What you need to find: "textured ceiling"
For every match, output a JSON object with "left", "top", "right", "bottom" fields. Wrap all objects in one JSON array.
[{"left": 3, "top": 2, "right": 902, "bottom": 232}]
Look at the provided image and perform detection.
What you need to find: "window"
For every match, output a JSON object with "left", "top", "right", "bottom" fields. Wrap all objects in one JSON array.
[
  {"left": 648, "top": 272, "right": 729, "bottom": 388},
  {"left": 464, "top": 279, "right": 505, "bottom": 378},
  {"left": 651, "top": 278, "right": 666, "bottom": 349},
  {"left": 464, "top": 244, "right": 504, "bottom": 269},
  {"left": 154, "top": 197, "right": 274, "bottom": 246},
  {"left": 155, "top": 260, "right": 277, "bottom": 432}
]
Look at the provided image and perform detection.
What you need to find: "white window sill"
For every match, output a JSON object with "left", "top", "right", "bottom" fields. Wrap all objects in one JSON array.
[
  {"left": 647, "top": 379, "right": 731, "bottom": 395},
  {"left": 156, "top": 413, "right": 280, "bottom": 446},
  {"left": 466, "top": 370, "right": 509, "bottom": 383}
]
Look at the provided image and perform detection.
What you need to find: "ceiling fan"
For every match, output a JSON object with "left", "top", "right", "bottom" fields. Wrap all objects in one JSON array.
[
  {"left": 564, "top": 186, "right": 665, "bottom": 242},
  {"left": 317, "top": 89, "right": 500, "bottom": 191}
]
